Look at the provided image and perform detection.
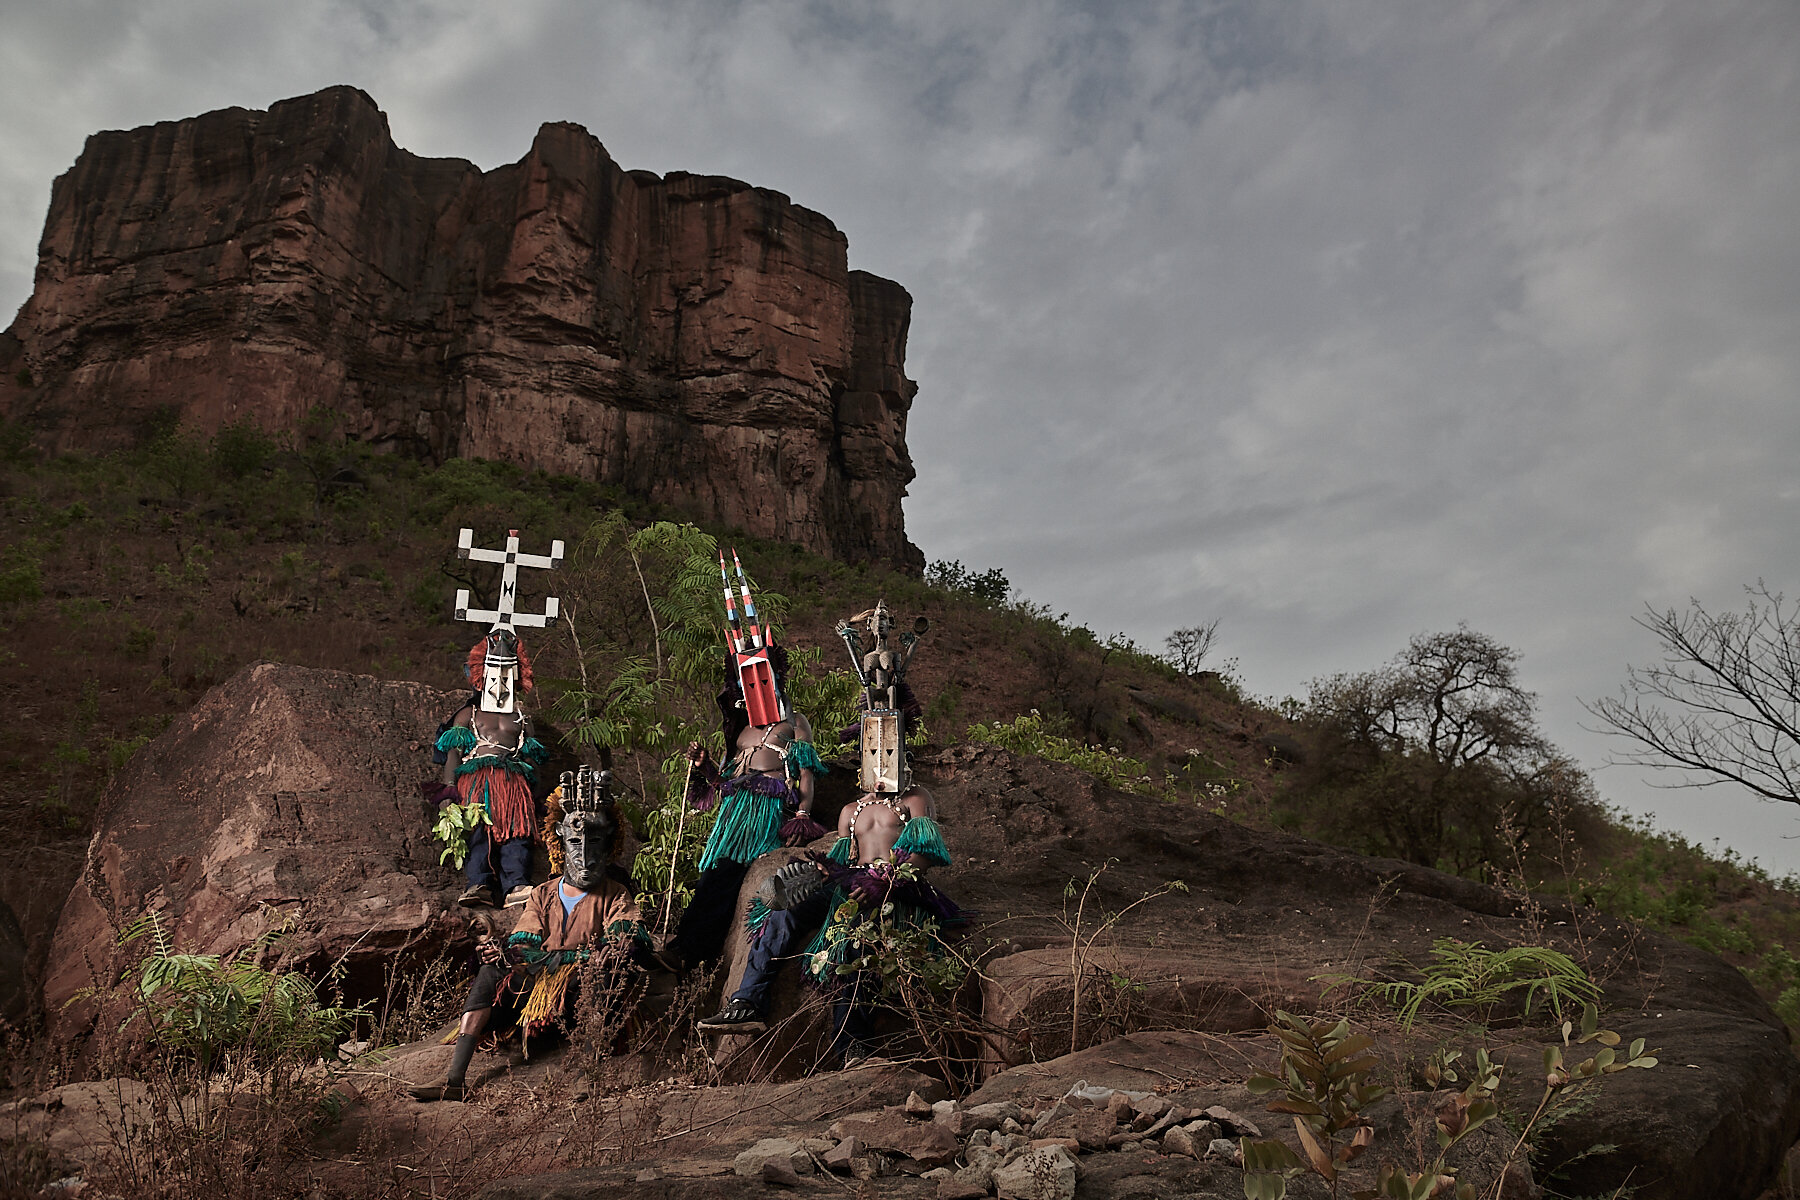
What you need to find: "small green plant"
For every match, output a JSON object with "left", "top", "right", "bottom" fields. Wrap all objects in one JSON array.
[
  {"left": 431, "top": 800, "right": 490, "bottom": 869},
  {"left": 112, "top": 913, "right": 366, "bottom": 1074},
  {"left": 1320, "top": 938, "right": 1600, "bottom": 1030},
  {"left": 967, "top": 711, "right": 1169, "bottom": 797},
  {"left": 1501, "top": 1001, "right": 1657, "bottom": 1192},
  {"left": 1240, "top": 1011, "right": 1388, "bottom": 1199}
]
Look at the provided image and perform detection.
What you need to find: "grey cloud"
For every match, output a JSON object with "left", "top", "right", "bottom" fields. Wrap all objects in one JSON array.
[{"left": 3, "top": 0, "right": 1799, "bottom": 868}]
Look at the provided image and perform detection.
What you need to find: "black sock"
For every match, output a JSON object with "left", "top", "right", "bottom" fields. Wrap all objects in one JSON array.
[{"left": 446, "top": 1034, "right": 478, "bottom": 1087}]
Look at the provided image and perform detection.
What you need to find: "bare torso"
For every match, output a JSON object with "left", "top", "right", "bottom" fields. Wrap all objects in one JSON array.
[
  {"left": 838, "top": 786, "right": 936, "bottom": 865},
  {"left": 441, "top": 706, "right": 527, "bottom": 784},
  {"left": 733, "top": 713, "right": 813, "bottom": 776}
]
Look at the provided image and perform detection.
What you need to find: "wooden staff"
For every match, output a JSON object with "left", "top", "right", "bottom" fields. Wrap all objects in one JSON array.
[{"left": 658, "top": 755, "right": 695, "bottom": 937}]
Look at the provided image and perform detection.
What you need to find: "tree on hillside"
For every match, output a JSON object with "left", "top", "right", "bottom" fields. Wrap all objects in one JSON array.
[
  {"left": 1294, "top": 626, "right": 1590, "bottom": 871},
  {"left": 1163, "top": 620, "right": 1220, "bottom": 677},
  {"left": 1586, "top": 582, "right": 1800, "bottom": 806}
]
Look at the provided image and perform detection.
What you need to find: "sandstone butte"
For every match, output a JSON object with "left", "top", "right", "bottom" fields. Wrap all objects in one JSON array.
[{"left": 0, "top": 85, "right": 922, "bottom": 570}]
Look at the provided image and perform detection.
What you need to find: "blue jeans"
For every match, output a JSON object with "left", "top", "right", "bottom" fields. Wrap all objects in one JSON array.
[
  {"left": 465, "top": 824, "right": 532, "bottom": 899},
  {"left": 730, "top": 890, "right": 831, "bottom": 1010}
]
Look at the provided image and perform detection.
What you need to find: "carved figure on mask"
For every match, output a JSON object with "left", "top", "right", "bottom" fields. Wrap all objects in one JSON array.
[
  {"left": 656, "top": 552, "right": 829, "bottom": 979},
  {"left": 835, "top": 600, "right": 930, "bottom": 795},
  {"left": 410, "top": 767, "right": 650, "bottom": 1102}
]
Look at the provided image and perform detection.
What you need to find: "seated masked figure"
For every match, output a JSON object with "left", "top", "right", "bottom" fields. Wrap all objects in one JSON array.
[
  {"left": 661, "top": 642, "right": 828, "bottom": 973},
  {"left": 697, "top": 783, "right": 961, "bottom": 1049},
  {"left": 427, "top": 629, "right": 548, "bottom": 909},
  {"left": 410, "top": 768, "right": 648, "bottom": 1102}
]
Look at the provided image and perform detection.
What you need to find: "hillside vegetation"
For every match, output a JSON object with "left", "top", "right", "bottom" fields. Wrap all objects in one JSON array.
[{"left": 6, "top": 417, "right": 1799, "bottom": 1034}]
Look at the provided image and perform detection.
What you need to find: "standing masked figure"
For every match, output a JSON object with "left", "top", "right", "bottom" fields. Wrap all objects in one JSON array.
[
  {"left": 430, "top": 629, "right": 549, "bottom": 908},
  {"left": 411, "top": 767, "right": 649, "bottom": 1103}
]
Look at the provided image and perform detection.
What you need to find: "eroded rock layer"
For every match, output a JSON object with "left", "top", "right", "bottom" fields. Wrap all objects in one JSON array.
[{"left": 0, "top": 86, "right": 921, "bottom": 569}]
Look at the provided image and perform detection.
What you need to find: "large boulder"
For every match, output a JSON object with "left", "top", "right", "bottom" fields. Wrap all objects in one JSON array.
[
  {"left": 43, "top": 662, "right": 479, "bottom": 1036},
  {"left": 908, "top": 743, "right": 1800, "bottom": 1200}
]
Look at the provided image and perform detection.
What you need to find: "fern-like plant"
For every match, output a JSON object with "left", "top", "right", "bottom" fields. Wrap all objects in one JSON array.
[{"left": 1319, "top": 938, "right": 1600, "bottom": 1030}]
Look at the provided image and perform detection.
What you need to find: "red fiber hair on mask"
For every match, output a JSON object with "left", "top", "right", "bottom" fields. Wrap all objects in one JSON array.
[{"left": 466, "top": 636, "right": 534, "bottom": 693}]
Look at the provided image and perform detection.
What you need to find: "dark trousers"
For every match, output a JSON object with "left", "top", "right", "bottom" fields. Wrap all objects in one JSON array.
[
  {"left": 829, "top": 974, "right": 878, "bottom": 1064},
  {"left": 466, "top": 825, "right": 532, "bottom": 898},
  {"left": 667, "top": 860, "right": 750, "bottom": 967},
  {"left": 729, "top": 890, "right": 831, "bottom": 1011}
]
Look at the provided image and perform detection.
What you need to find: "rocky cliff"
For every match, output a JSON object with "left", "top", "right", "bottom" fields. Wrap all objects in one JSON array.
[{"left": 0, "top": 86, "right": 921, "bottom": 569}]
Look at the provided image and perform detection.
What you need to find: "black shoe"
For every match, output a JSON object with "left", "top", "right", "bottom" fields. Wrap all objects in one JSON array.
[
  {"left": 408, "top": 1082, "right": 467, "bottom": 1102},
  {"left": 698, "top": 1000, "right": 767, "bottom": 1034},
  {"left": 457, "top": 886, "right": 497, "bottom": 909}
]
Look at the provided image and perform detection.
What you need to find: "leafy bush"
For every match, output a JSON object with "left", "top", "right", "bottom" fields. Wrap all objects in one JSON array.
[
  {"left": 966, "top": 711, "right": 1169, "bottom": 797},
  {"left": 924, "top": 558, "right": 1010, "bottom": 606},
  {"left": 115, "top": 914, "right": 366, "bottom": 1073}
]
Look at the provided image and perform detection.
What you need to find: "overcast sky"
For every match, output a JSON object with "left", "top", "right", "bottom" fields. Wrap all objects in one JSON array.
[{"left": 6, "top": 1, "right": 1800, "bottom": 870}]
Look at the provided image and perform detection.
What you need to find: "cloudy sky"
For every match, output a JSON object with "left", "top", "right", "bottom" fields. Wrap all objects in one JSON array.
[{"left": 5, "top": 1, "right": 1799, "bottom": 868}]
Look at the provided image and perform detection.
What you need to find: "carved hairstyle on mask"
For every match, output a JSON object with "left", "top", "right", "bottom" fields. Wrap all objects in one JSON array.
[
  {"left": 542, "top": 767, "right": 631, "bottom": 877},
  {"left": 466, "top": 633, "right": 534, "bottom": 694}
]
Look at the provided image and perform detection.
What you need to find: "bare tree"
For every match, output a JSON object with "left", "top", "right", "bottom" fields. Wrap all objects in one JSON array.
[
  {"left": 1301, "top": 625, "right": 1564, "bottom": 869},
  {"left": 1585, "top": 582, "right": 1800, "bottom": 805},
  {"left": 1163, "top": 620, "right": 1220, "bottom": 676}
]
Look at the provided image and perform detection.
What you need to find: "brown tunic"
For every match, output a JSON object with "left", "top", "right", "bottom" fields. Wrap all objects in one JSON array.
[{"left": 510, "top": 876, "right": 642, "bottom": 954}]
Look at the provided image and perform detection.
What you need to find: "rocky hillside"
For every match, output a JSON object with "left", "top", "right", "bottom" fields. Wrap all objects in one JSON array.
[
  {"left": 18, "top": 661, "right": 1800, "bottom": 1199},
  {"left": 0, "top": 86, "right": 920, "bottom": 569}
]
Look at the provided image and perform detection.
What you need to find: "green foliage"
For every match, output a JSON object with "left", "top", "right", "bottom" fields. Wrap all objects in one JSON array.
[
  {"left": 1287, "top": 627, "right": 1596, "bottom": 873},
  {"left": 967, "top": 711, "right": 1170, "bottom": 797},
  {"left": 210, "top": 421, "right": 275, "bottom": 480},
  {"left": 1241, "top": 1011, "right": 1387, "bottom": 1198},
  {"left": 924, "top": 558, "right": 1011, "bottom": 606},
  {"left": 431, "top": 800, "right": 490, "bottom": 869},
  {"left": 1320, "top": 938, "right": 1600, "bottom": 1031},
  {"left": 783, "top": 644, "right": 862, "bottom": 757},
  {"left": 0, "top": 545, "right": 42, "bottom": 605},
  {"left": 114, "top": 913, "right": 366, "bottom": 1073},
  {"left": 809, "top": 862, "right": 967, "bottom": 997},
  {"left": 551, "top": 514, "right": 796, "bottom": 916}
]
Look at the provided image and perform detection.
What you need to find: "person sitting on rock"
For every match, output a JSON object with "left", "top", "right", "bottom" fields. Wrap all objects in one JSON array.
[
  {"left": 411, "top": 768, "right": 648, "bottom": 1102},
  {"left": 658, "top": 641, "right": 828, "bottom": 974},
  {"left": 427, "top": 629, "right": 548, "bottom": 909},
  {"left": 697, "top": 782, "right": 958, "bottom": 1060},
  {"left": 797, "top": 783, "right": 960, "bottom": 1065}
]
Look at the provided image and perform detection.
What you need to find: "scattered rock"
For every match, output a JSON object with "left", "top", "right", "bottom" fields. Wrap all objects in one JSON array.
[
  {"left": 1160, "top": 1126, "right": 1200, "bottom": 1159},
  {"left": 1131, "top": 1095, "right": 1169, "bottom": 1124},
  {"left": 965, "top": 1101, "right": 1023, "bottom": 1132},
  {"left": 1032, "top": 1105, "right": 1116, "bottom": 1150},
  {"left": 1103, "top": 1091, "right": 1135, "bottom": 1126},
  {"left": 1030, "top": 1137, "right": 1080, "bottom": 1153},
  {"left": 907, "top": 1091, "right": 935, "bottom": 1118},
  {"left": 761, "top": 1159, "right": 800, "bottom": 1187},
  {"left": 1207, "top": 1138, "right": 1241, "bottom": 1163},
  {"left": 1181, "top": 1119, "right": 1221, "bottom": 1143},
  {"left": 832, "top": 1109, "right": 959, "bottom": 1168},
  {"left": 922, "top": 1168, "right": 952, "bottom": 1181},
  {"left": 993, "top": 1145, "right": 1078, "bottom": 1200},
  {"left": 1202, "top": 1106, "right": 1261, "bottom": 1138},
  {"left": 1000, "top": 1117, "right": 1024, "bottom": 1135},
  {"left": 938, "top": 1175, "right": 990, "bottom": 1200},
  {"left": 822, "top": 1137, "right": 862, "bottom": 1174},
  {"left": 734, "top": 1138, "right": 811, "bottom": 1178},
  {"left": 634, "top": 1168, "right": 661, "bottom": 1183}
]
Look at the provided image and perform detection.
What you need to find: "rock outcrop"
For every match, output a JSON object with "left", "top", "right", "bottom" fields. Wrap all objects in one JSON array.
[
  {"left": 42, "top": 662, "right": 481, "bottom": 1037},
  {"left": 0, "top": 86, "right": 921, "bottom": 570},
  {"left": 31, "top": 667, "right": 1800, "bottom": 1199}
]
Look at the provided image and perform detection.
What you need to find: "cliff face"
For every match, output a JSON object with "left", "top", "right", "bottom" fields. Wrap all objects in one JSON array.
[{"left": 0, "top": 86, "right": 920, "bottom": 569}]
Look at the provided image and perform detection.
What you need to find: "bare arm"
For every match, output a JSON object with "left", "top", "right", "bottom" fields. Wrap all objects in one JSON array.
[
  {"left": 792, "top": 713, "right": 816, "bottom": 814},
  {"left": 440, "top": 707, "right": 473, "bottom": 786}
]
